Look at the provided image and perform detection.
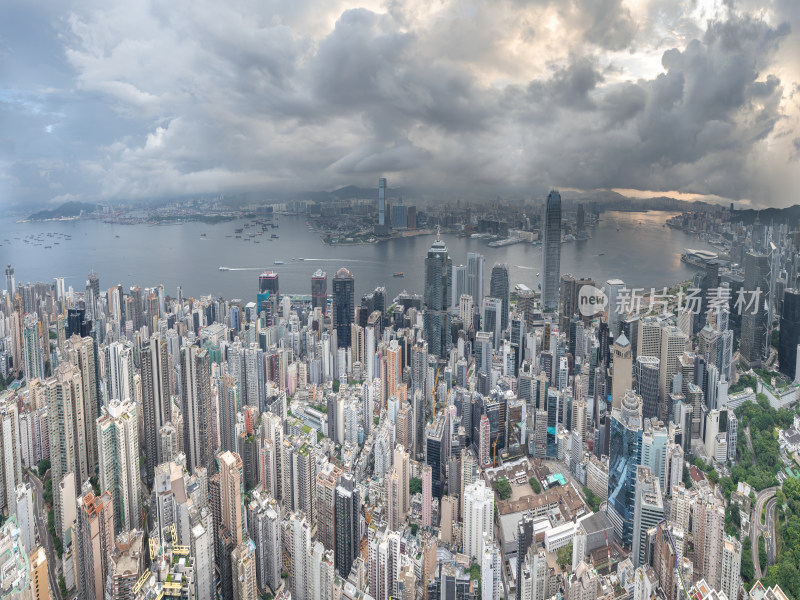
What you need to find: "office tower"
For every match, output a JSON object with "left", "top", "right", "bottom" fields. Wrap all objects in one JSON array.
[
  {"left": 258, "top": 270, "right": 279, "bottom": 300},
  {"left": 5, "top": 264, "right": 14, "bottom": 297},
  {"left": 247, "top": 490, "right": 282, "bottom": 593},
  {"left": 779, "top": 288, "right": 800, "bottom": 379},
  {"left": 333, "top": 268, "right": 355, "bottom": 349},
  {"left": 720, "top": 536, "right": 742, "bottom": 600},
  {"left": 425, "top": 415, "right": 446, "bottom": 499},
  {"left": 605, "top": 279, "right": 626, "bottom": 337},
  {"left": 452, "top": 264, "right": 468, "bottom": 309},
  {"left": 45, "top": 363, "right": 83, "bottom": 535},
  {"left": 289, "top": 512, "right": 312, "bottom": 600},
  {"left": 181, "top": 344, "right": 212, "bottom": 473},
  {"left": 377, "top": 178, "right": 387, "bottom": 233},
  {"left": 632, "top": 466, "right": 664, "bottom": 568},
  {"left": 659, "top": 327, "right": 689, "bottom": 418},
  {"left": 635, "top": 356, "right": 660, "bottom": 421},
  {"left": 607, "top": 390, "right": 643, "bottom": 547},
  {"left": 424, "top": 235, "right": 452, "bottom": 360},
  {"left": 311, "top": 270, "right": 327, "bottom": 314},
  {"left": 560, "top": 275, "right": 596, "bottom": 331},
  {"left": 464, "top": 480, "right": 494, "bottom": 560},
  {"left": 541, "top": 190, "right": 562, "bottom": 311},
  {"left": 96, "top": 400, "right": 141, "bottom": 534},
  {"left": 387, "top": 340, "right": 402, "bottom": 398},
  {"left": 490, "top": 264, "right": 510, "bottom": 332},
  {"left": 218, "top": 373, "right": 239, "bottom": 454},
  {"left": 467, "top": 252, "right": 485, "bottom": 309},
  {"left": 516, "top": 514, "right": 534, "bottom": 600},
  {"left": 334, "top": 474, "right": 361, "bottom": 577},
  {"left": 481, "top": 297, "right": 503, "bottom": 349},
  {"left": 30, "top": 545, "right": 50, "bottom": 600},
  {"left": 740, "top": 251, "right": 770, "bottom": 368},
  {"left": 76, "top": 491, "right": 114, "bottom": 600},
  {"left": 141, "top": 334, "right": 171, "bottom": 484},
  {"left": 22, "top": 314, "right": 43, "bottom": 382},
  {"left": 219, "top": 451, "right": 245, "bottom": 545},
  {"left": 14, "top": 483, "right": 34, "bottom": 553},
  {"left": 232, "top": 540, "right": 258, "bottom": 600},
  {"left": 611, "top": 334, "right": 632, "bottom": 409}
]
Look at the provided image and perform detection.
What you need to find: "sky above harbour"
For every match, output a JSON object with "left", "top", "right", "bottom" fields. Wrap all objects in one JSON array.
[{"left": 1, "top": 0, "right": 799, "bottom": 209}]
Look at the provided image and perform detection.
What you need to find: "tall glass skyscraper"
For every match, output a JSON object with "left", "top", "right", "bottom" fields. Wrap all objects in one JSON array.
[
  {"left": 541, "top": 190, "right": 562, "bottom": 311},
  {"left": 607, "top": 390, "right": 643, "bottom": 547},
  {"left": 311, "top": 269, "right": 327, "bottom": 314},
  {"left": 740, "top": 251, "right": 770, "bottom": 368},
  {"left": 490, "top": 263, "right": 510, "bottom": 331},
  {"left": 779, "top": 288, "right": 800, "bottom": 379},
  {"left": 333, "top": 268, "right": 355, "bottom": 348},
  {"left": 424, "top": 235, "right": 452, "bottom": 359}
]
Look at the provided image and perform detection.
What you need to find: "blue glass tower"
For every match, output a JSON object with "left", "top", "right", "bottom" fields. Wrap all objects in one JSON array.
[{"left": 607, "top": 390, "right": 643, "bottom": 547}]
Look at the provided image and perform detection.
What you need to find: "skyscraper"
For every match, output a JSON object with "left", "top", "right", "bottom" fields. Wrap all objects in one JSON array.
[
  {"left": 467, "top": 252, "right": 485, "bottom": 310},
  {"left": 490, "top": 263, "right": 510, "bottom": 332},
  {"left": 632, "top": 466, "right": 664, "bottom": 568},
  {"left": 219, "top": 450, "right": 245, "bottom": 546},
  {"left": 22, "top": 314, "right": 43, "bottom": 382},
  {"left": 740, "top": 251, "right": 770, "bottom": 368},
  {"left": 334, "top": 474, "right": 361, "bottom": 577},
  {"left": 258, "top": 271, "right": 279, "bottom": 299},
  {"left": 333, "top": 268, "right": 355, "bottom": 349},
  {"left": 141, "top": 334, "right": 171, "bottom": 484},
  {"left": 377, "top": 177, "right": 387, "bottom": 234},
  {"left": 720, "top": 535, "right": 742, "bottom": 600},
  {"left": 5, "top": 264, "right": 14, "bottom": 298},
  {"left": 541, "top": 190, "right": 562, "bottom": 311},
  {"left": 463, "top": 479, "right": 494, "bottom": 560},
  {"left": 232, "top": 540, "right": 258, "bottom": 600},
  {"left": 607, "top": 390, "right": 643, "bottom": 547},
  {"left": 779, "top": 288, "right": 800, "bottom": 379},
  {"left": 611, "top": 334, "right": 632, "bottom": 409},
  {"left": 423, "top": 235, "right": 452, "bottom": 359},
  {"left": 181, "top": 344, "right": 213, "bottom": 473},
  {"left": 76, "top": 491, "right": 114, "bottom": 600},
  {"left": 96, "top": 399, "right": 141, "bottom": 534},
  {"left": 311, "top": 269, "right": 327, "bottom": 314}
]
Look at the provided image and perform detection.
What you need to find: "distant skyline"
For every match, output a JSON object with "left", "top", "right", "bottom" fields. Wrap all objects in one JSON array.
[{"left": 1, "top": 0, "right": 799, "bottom": 209}]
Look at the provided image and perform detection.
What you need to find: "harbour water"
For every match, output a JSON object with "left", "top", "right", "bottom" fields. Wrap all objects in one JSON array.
[{"left": 0, "top": 210, "right": 717, "bottom": 301}]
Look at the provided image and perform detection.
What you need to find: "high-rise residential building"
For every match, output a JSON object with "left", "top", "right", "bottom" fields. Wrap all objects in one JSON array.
[
  {"left": 14, "top": 483, "right": 34, "bottom": 553},
  {"left": 30, "top": 545, "right": 50, "bottom": 600},
  {"left": 490, "top": 263, "right": 510, "bottom": 332},
  {"left": 607, "top": 390, "right": 643, "bottom": 547},
  {"left": 632, "top": 466, "right": 664, "bottom": 568},
  {"left": 605, "top": 278, "right": 626, "bottom": 338},
  {"left": 45, "top": 363, "right": 83, "bottom": 535},
  {"left": 232, "top": 540, "right": 258, "bottom": 600},
  {"left": 219, "top": 451, "right": 245, "bottom": 546},
  {"left": 334, "top": 474, "right": 361, "bottom": 578},
  {"left": 97, "top": 400, "right": 141, "bottom": 534},
  {"left": 421, "top": 464, "right": 432, "bottom": 528},
  {"left": 311, "top": 270, "right": 327, "bottom": 314},
  {"left": 333, "top": 268, "right": 355, "bottom": 349},
  {"left": 76, "top": 491, "right": 114, "bottom": 600},
  {"left": 541, "top": 190, "right": 562, "bottom": 311},
  {"left": 141, "top": 334, "right": 171, "bottom": 484},
  {"left": 463, "top": 479, "right": 494, "bottom": 560},
  {"left": 740, "top": 251, "right": 770, "bottom": 368},
  {"left": 611, "top": 334, "right": 632, "bottom": 409},
  {"left": 65, "top": 334, "right": 100, "bottom": 475},
  {"left": 181, "top": 344, "right": 213, "bottom": 473},
  {"left": 247, "top": 490, "right": 282, "bottom": 594},
  {"left": 0, "top": 395, "right": 20, "bottom": 518},
  {"left": 23, "top": 314, "right": 43, "bottom": 383},
  {"left": 720, "top": 535, "right": 742, "bottom": 600},
  {"left": 424, "top": 235, "right": 452, "bottom": 360},
  {"left": 107, "top": 530, "right": 146, "bottom": 600},
  {"left": 467, "top": 252, "right": 485, "bottom": 309},
  {"left": 779, "top": 288, "right": 800, "bottom": 379},
  {"left": 659, "top": 326, "right": 689, "bottom": 418},
  {"left": 288, "top": 511, "right": 312, "bottom": 600}
]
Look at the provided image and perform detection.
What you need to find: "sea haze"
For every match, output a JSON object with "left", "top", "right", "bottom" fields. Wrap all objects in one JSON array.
[{"left": 0, "top": 211, "right": 718, "bottom": 301}]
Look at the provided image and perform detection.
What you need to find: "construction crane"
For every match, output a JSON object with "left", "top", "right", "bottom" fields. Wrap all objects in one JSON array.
[{"left": 492, "top": 430, "right": 501, "bottom": 466}]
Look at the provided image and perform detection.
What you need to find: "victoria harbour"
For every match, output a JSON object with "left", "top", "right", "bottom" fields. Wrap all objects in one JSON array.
[{"left": 0, "top": 210, "right": 715, "bottom": 300}]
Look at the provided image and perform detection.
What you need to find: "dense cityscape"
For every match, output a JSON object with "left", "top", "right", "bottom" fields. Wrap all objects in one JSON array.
[{"left": 0, "top": 183, "right": 799, "bottom": 600}]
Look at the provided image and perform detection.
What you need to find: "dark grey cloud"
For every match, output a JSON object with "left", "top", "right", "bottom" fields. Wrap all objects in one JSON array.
[{"left": 0, "top": 0, "right": 798, "bottom": 209}]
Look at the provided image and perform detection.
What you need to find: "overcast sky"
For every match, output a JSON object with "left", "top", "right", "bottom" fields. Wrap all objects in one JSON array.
[{"left": 1, "top": 0, "right": 799, "bottom": 209}]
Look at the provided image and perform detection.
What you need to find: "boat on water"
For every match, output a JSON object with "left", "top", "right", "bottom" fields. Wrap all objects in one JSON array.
[
  {"left": 393, "top": 272, "right": 404, "bottom": 277},
  {"left": 219, "top": 267, "right": 230, "bottom": 271},
  {"left": 274, "top": 260, "right": 285, "bottom": 265},
  {"left": 200, "top": 233, "right": 207, "bottom": 237}
]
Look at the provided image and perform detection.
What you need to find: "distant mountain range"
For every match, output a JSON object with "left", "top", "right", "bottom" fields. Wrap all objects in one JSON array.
[
  {"left": 731, "top": 205, "right": 800, "bottom": 226},
  {"left": 28, "top": 201, "right": 97, "bottom": 221}
]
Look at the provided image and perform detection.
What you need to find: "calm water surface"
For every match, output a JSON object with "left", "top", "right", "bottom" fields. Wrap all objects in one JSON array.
[{"left": 0, "top": 211, "right": 716, "bottom": 302}]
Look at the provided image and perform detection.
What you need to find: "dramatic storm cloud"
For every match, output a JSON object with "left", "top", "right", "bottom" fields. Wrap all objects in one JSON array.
[{"left": 1, "top": 0, "right": 799, "bottom": 208}]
